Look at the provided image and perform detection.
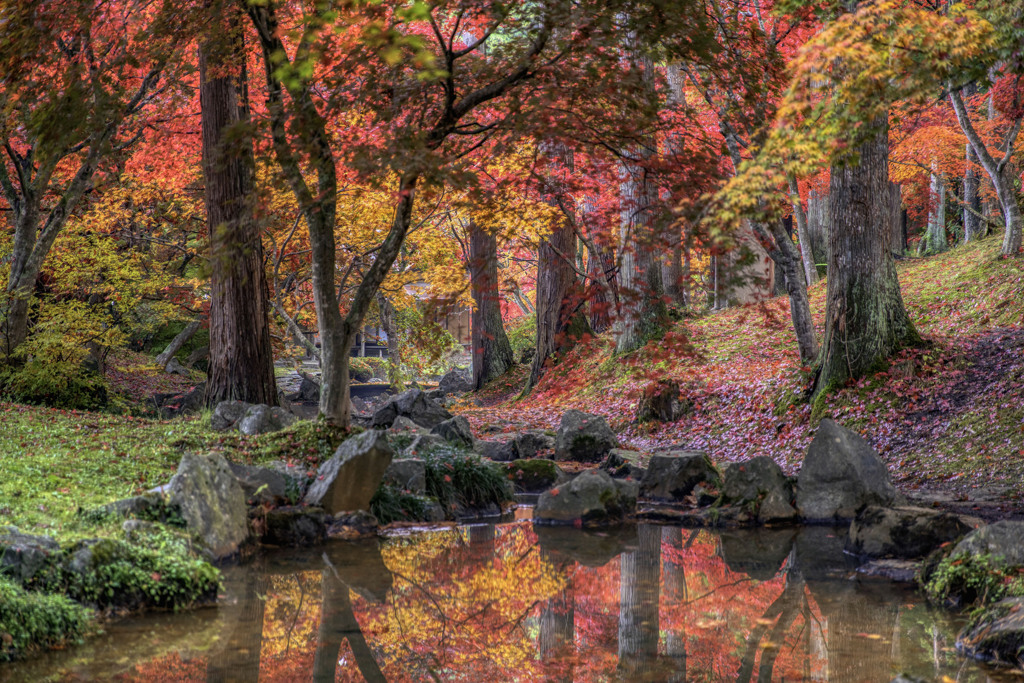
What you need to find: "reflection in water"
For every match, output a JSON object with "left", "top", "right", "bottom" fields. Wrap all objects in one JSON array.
[{"left": 1, "top": 522, "right": 1014, "bottom": 682}]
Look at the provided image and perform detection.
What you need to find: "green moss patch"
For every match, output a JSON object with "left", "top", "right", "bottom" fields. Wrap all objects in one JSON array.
[{"left": 506, "top": 459, "right": 561, "bottom": 493}]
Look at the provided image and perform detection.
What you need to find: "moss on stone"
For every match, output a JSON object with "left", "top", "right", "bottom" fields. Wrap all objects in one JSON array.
[{"left": 0, "top": 577, "right": 92, "bottom": 662}]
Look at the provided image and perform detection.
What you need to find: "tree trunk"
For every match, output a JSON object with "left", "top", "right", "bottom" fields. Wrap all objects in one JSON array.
[
  {"left": 614, "top": 49, "right": 665, "bottom": 353},
  {"left": 814, "top": 123, "right": 919, "bottom": 398},
  {"left": 964, "top": 146, "right": 982, "bottom": 243},
  {"left": 788, "top": 175, "right": 818, "bottom": 286},
  {"left": 924, "top": 172, "right": 947, "bottom": 255},
  {"left": 206, "top": 573, "right": 267, "bottom": 682},
  {"left": 886, "top": 181, "right": 904, "bottom": 257},
  {"left": 312, "top": 569, "right": 386, "bottom": 683},
  {"left": 761, "top": 219, "right": 818, "bottom": 363},
  {"left": 617, "top": 524, "right": 661, "bottom": 678},
  {"left": 806, "top": 190, "right": 830, "bottom": 276},
  {"left": 949, "top": 88, "right": 1023, "bottom": 256},
  {"left": 376, "top": 294, "right": 401, "bottom": 389},
  {"left": 200, "top": 24, "right": 277, "bottom": 407},
  {"left": 468, "top": 221, "right": 514, "bottom": 390},
  {"left": 662, "top": 527, "right": 687, "bottom": 683},
  {"left": 156, "top": 318, "right": 203, "bottom": 369}
]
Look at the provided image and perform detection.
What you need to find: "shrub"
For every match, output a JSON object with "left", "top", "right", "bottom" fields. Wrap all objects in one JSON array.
[
  {"left": 506, "top": 314, "right": 536, "bottom": 361},
  {"left": 0, "top": 577, "right": 92, "bottom": 662},
  {"left": 423, "top": 446, "right": 513, "bottom": 514},
  {"left": 922, "top": 551, "right": 1024, "bottom": 608},
  {"left": 0, "top": 360, "right": 108, "bottom": 410},
  {"left": 370, "top": 484, "right": 432, "bottom": 525}
]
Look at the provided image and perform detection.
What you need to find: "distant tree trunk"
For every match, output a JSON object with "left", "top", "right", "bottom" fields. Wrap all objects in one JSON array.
[
  {"left": 964, "top": 149, "right": 982, "bottom": 244},
  {"left": 615, "top": 47, "right": 666, "bottom": 353},
  {"left": 618, "top": 524, "right": 661, "bottom": 677},
  {"left": 788, "top": 175, "right": 818, "bottom": 286},
  {"left": 200, "top": 21, "right": 277, "bottom": 406},
  {"left": 662, "top": 527, "right": 687, "bottom": 683},
  {"left": 923, "top": 171, "right": 947, "bottom": 255},
  {"left": 468, "top": 221, "right": 514, "bottom": 390},
  {"left": 806, "top": 190, "right": 830, "bottom": 276},
  {"left": 156, "top": 318, "right": 203, "bottom": 370},
  {"left": 949, "top": 87, "right": 1023, "bottom": 256},
  {"left": 376, "top": 294, "right": 401, "bottom": 389},
  {"left": 814, "top": 123, "right": 919, "bottom": 398},
  {"left": 585, "top": 239, "right": 615, "bottom": 333},
  {"left": 886, "top": 182, "right": 904, "bottom": 257}
]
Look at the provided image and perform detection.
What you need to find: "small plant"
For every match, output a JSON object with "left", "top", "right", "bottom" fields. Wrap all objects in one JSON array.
[
  {"left": 0, "top": 578, "right": 92, "bottom": 662},
  {"left": 923, "top": 551, "right": 1024, "bottom": 608},
  {"left": 370, "top": 484, "right": 433, "bottom": 524},
  {"left": 423, "top": 446, "right": 513, "bottom": 514}
]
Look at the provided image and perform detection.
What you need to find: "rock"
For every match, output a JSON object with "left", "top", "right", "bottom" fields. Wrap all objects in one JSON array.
[
  {"left": 371, "top": 389, "right": 453, "bottom": 429},
  {"left": 293, "top": 376, "right": 320, "bottom": 402},
  {"left": 228, "top": 462, "right": 290, "bottom": 505},
  {"left": 536, "top": 525, "right": 638, "bottom": 567},
  {"left": 84, "top": 492, "right": 169, "bottom": 522},
  {"left": 431, "top": 415, "right": 474, "bottom": 448},
  {"left": 261, "top": 506, "right": 328, "bottom": 547},
  {"left": 601, "top": 449, "right": 646, "bottom": 480},
  {"left": 304, "top": 431, "right": 394, "bottom": 514},
  {"left": 389, "top": 415, "right": 428, "bottom": 434},
  {"left": 0, "top": 528, "right": 59, "bottom": 584},
  {"left": 211, "top": 400, "right": 250, "bottom": 432},
  {"left": 506, "top": 459, "right": 565, "bottom": 493},
  {"left": 856, "top": 559, "right": 920, "bottom": 583},
  {"left": 554, "top": 409, "right": 617, "bottom": 463},
  {"left": 437, "top": 367, "right": 473, "bottom": 396},
  {"left": 384, "top": 458, "right": 427, "bottom": 494},
  {"left": 758, "top": 487, "right": 799, "bottom": 524},
  {"left": 639, "top": 451, "right": 718, "bottom": 501},
  {"left": 404, "top": 433, "right": 446, "bottom": 457},
  {"left": 153, "top": 383, "right": 206, "bottom": 419},
  {"left": 534, "top": 470, "right": 637, "bottom": 526},
  {"left": 795, "top": 419, "right": 901, "bottom": 521},
  {"left": 167, "top": 452, "right": 249, "bottom": 562},
  {"left": 951, "top": 521, "right": 1024, "bottom": 566},
  {"left": 350, "top": 396, "right": 370, "bottom": 415},
  {"left": 517, "top": 347, "right": 535, "bottom": 365},
  {"left": 719, "top": 529, "right": 796, "bottom": 580},
  {"left": 957, "top": 597, "right": 1024, "bottom": 668},
  {"left": 165, "top": 357, "right": 190, "bottom": 376},
  {"left": 846, "top": 506, "right": 973, "bottom": 559},
  {"left": 722, "top": 456, "right": 791, "bottom": 504},
  {"left": 515, "top": 430, "right": 556, "bottom": 459},
  {"left": 479, "top": 436, "right": 519, "bottom": 462},
  {"left": 237, "top": 404, "right": 297, "bottom": 436},
  {"left": 635, "top": 379, "right": 681, "bottom": 423},
  {"left": 327, "top": 511, "right": 380, "bottom": 540}
]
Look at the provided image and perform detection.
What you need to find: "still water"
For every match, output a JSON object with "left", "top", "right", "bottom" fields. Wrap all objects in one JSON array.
[{"left": 1, "top": 519, "right": 1012, "bottom": 682}]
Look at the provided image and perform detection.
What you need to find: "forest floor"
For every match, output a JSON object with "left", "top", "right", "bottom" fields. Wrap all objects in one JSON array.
[{"left": 458, "top": 234, "right": 1024, "bottom": 519}]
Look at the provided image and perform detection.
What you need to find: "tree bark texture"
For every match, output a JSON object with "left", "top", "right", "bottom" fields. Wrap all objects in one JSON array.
[
  {"left": 923, "top": 172, "right": 947, "bottom": 255},
  {"left": 156, "top": 318, "right": 203, "bottom": 370},
  {"left": 614, "top": 49, "right": 666, "bottom": 353},
  {"left": 815, "top": 124, "right": 919, "bottom": 397},
  {"left": 376, "top": 293, "right": 401, "bottom": 388},
  {"left": 312, "top": 569, "right": 386, "bottom": 683},
  {"left": 885, "top": 181, "right": 904, "bottom": 257},
  {"left": 760, "top": 219, "right": 818, "bottom": 363},
  {"left": 468, "top": 221, "right": 514, "bottom": 390},
  {"left": 200, "top": 25, "right": 277, "bottom": 406},
  {"left": 806, "top": 190, "right": 830, "bottom": 277},
  {"left": 788, "top": 176, "right": 818, "bottom": 286}
]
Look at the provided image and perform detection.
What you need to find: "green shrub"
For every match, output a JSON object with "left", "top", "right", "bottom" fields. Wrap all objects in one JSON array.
[
  {"left": 423, "top": 446, "right": 513, "bottom": 514},
  {"left": 0, "top": 360, "right": 108, "bottom": 410},
  {"left": 506, "top": 314, "right": 536, "bottom": 361},
  {"left": 922, "top": 551, "right": 1024, "bottom": 608},
  {"left": 0, "top": 577, "right": 92, "bottom": 662},
  {"left": 370, "top": 484, "right": 432, "bottom": 525}
]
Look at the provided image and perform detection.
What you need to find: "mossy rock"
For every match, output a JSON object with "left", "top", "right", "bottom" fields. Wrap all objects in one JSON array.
[{"left": 506, "top": 459, "right": 564, "bottom": 493}]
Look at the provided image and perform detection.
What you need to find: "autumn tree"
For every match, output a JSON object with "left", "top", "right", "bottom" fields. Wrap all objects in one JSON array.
[
  {"left": 0, "top": 0, "right": 184, "bottom": 360},
  {"left": 468, "top": 220, "right": 514, "bottom": 389}
]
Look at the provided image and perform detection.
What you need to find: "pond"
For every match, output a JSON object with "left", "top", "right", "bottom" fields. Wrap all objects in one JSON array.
[{"left": 1, "top": 517, "right": 1012, "bottom": 682}]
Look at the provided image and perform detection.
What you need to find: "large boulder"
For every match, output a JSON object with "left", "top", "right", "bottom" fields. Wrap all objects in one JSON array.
[
  {"left": 554, "top": 410, "right": 617, "bottom": 463},
  {"left": 168, "top": 452, "right": 250, "bottom": 562},
  {"left": 211, "top": 400, "right": 250, "bottom": 432},
  {"left": 514, "top": 430, "right": 555, "bottom": 459},
  {"left": 153, "top": 383, "right": 206, "bottom": 419},
  {"left": 237, "top": 404, "right": 297, "bottom": 436},
  {"left": 796, "top": 419, "right": 901, "bottom": 521},
  {"left": 437, "top": 367, "right": 473, "bottom": 396},
  {"left": 951, "top": 521, "right": 1024, "bottom": 566},
  {"left": 384, "top": 458, "right": 427, "bottom": 494},
  {"left": 506, "top": 459, "right": 565, "bottom": 493},
  {"left": 722, "top": 456, "right": 791, "bottom": 504},
  {"left": 431, "top": 415, "right": 474, "bottom": 448},
  {"left": 261, "top": 506, "right": 329, "bottom": 547},
  {"left": 478, "top": 436, "right": 519, "bottom": 462},
  {"left": 635, "top": 379, "right": 681, "bottom": 423},
  {"left": 0, "top": 528, "right": 59, "bottom": 584},
  {"left": 639, "top": 451, "right": 718, "bottom": 501},
  {"left": 292, "top": 376, "right": 320, "bottom": 402},
  {"left": 534, "top": 470, "right": 637, "bottom": 526},
  {"left": 304, "top": 431, "right": 394, "bottom": 514},
  {"left": 601, "top": 449, "right": 646, "bottom": 480},
  {"left": 957, "top": 597, "right": 1024, "bottom": 668},
  {"left": 846, "top": 506, "right": 974, "bottom": 559},
  {"left": 228, "top": 462, "right": 291, "bottom": 505},
  {"left": 371, "top": 389, "right": 452, "bottom": 429}
]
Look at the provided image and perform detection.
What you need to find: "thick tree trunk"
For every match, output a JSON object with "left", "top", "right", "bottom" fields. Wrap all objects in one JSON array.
[
  {"left": 586, "top": 240, "right": 615, "bottom": 333},
  {"left": 617, "top": 524, "right": 661, "bottom": 677},
  {"left": 615, "top": 50, "right": 665, "bottom": 353},
  {"left": 156, "top": 318, "right": 203, "bottom": 369},
  {"left": 468, "top": 221, "right": 514, "bottom": 389},
  {"left": 761, "top": 219, "right": 818, "bottom": 363},
  {"left": 814, "top": 123, "right": 919, "bottom": 398},
  {"left": 200, "top": 26, "right": 277, "bottom": 407},
  {"left": 312, "top": 569, "right": 385, "bottom": 683},
  {"left": 886, "top": 181, "right": 904, "bottom": 257}
]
